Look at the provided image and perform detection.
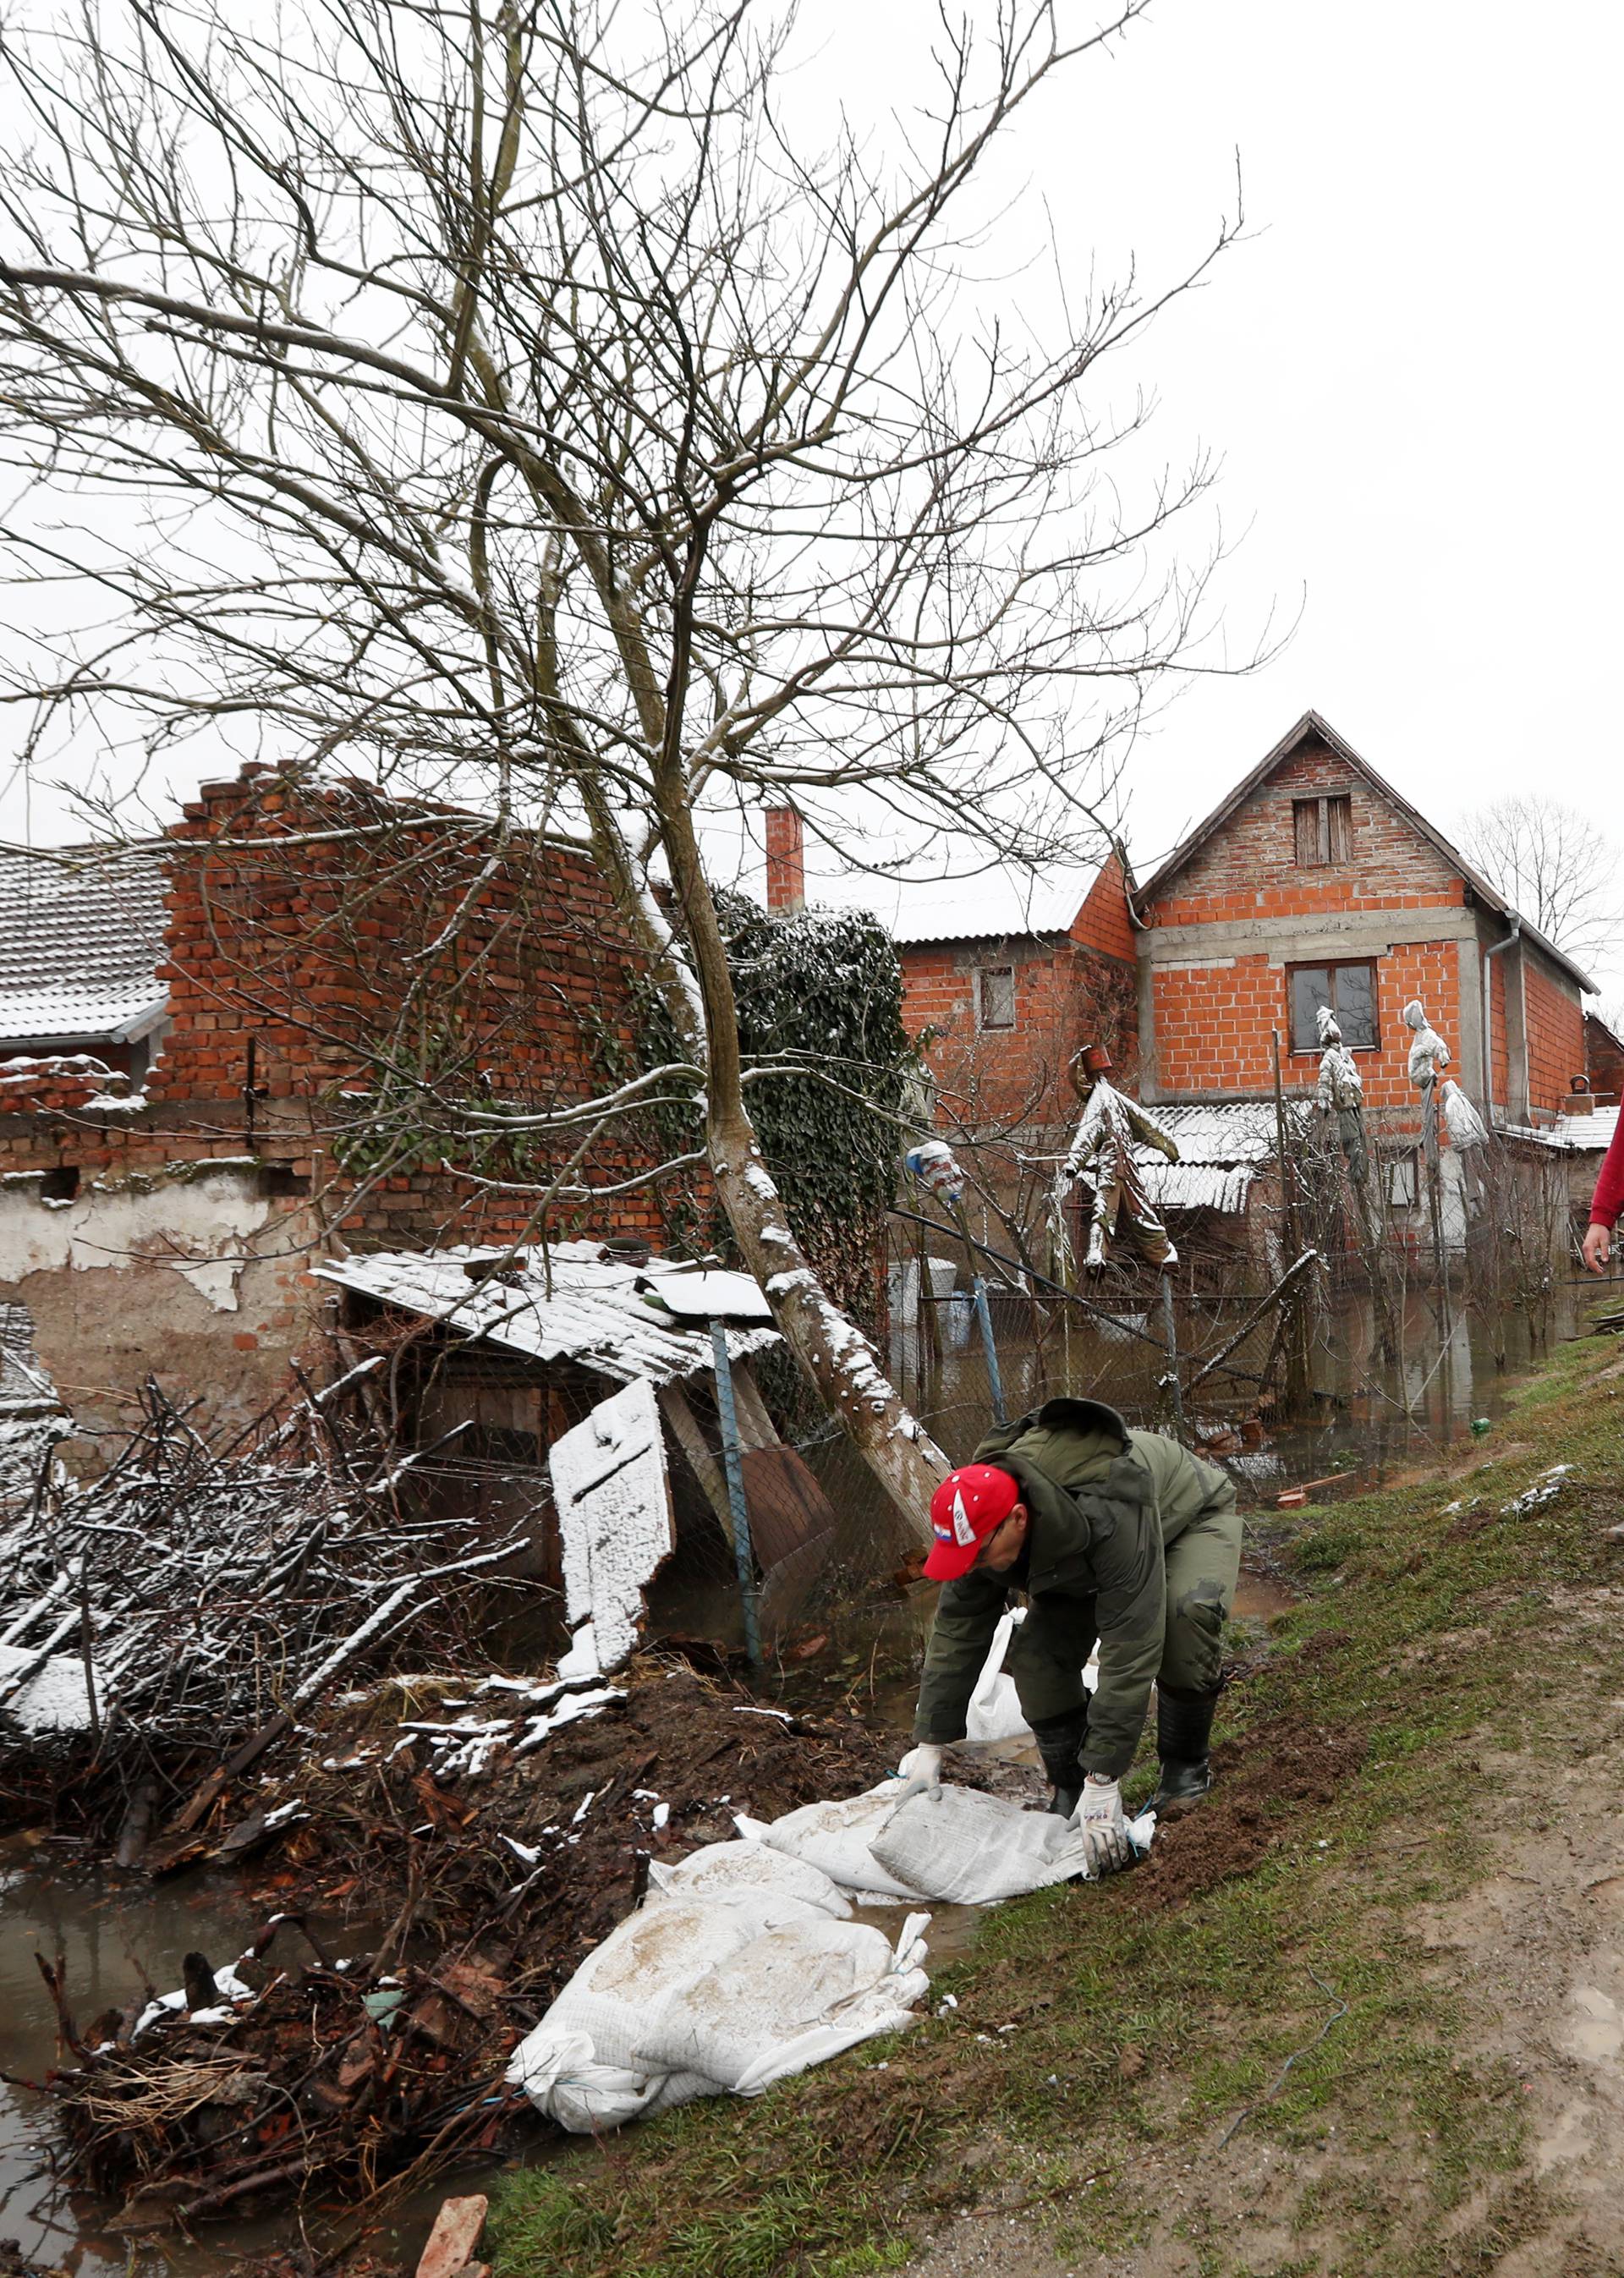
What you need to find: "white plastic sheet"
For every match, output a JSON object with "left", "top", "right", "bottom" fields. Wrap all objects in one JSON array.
[
  {"left": 961, "top": 1611, "right": 1097, "bottom": 1747},
  {"left": 650, "top": 1837, "right": 852, "bottom": 1918}
]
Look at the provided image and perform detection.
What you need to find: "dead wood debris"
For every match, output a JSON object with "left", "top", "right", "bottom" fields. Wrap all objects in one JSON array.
[
  {"left": 25, "top": 1661, "right": 902, "bottom": 2236},
  {"left": 0, "top": 1375, "right": 536, "bottom": 1832}
]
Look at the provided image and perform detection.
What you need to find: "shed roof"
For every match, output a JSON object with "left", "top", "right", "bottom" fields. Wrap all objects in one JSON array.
[
  {"left": 1138, "top": 712, "right": 1596, "bottom": 995},
  {"left": 0, "top": 848, "right": 168, "bottom": 1048},
  {"left": 313, "top": 1242, "right": 780, "bottom": 1386}
]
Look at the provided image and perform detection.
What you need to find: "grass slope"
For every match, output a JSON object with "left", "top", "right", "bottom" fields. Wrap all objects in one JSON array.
[{"left": 491, "top": 1335, "right": 1624, "bottom": 2278}]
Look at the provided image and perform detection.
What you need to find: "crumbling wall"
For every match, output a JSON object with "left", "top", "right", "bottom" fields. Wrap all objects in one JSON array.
[{"left": 0, "top": 766, "right": 684, "bottom": 1452}]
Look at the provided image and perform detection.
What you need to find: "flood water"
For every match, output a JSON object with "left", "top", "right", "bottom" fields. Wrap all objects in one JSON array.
[{"left": 0, "top": 1277, "right": 1592, "bottom": 2271}]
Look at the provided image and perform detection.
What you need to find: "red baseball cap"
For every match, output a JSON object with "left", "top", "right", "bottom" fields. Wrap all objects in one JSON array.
[{"left": 923, "top": 1464, "right": 1023, "bottom": 1581}]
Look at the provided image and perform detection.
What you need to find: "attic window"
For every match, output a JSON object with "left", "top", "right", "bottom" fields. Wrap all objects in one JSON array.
[
  {"left": 976, "top": 966, "right": 1016, "bottom": 1031},
  {"left": 1293, "top": 795, "right": 1352, "bottom": 867}
]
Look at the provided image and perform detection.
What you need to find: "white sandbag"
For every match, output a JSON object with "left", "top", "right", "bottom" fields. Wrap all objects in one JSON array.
[
  {"left": 651, "top": 1839, "right": 852, "bottom": 1918},
  {"left": 747, "top": 1783, "right": 932, "bottom": 1901},
  {"left": 963, "top": 1608, "right": 1029, "bottom": 1743},
  {"left": 868, "top": 1782, "right": 1102, "bottom": 1903},
  {"left": 631, "top": 1912, "right": 931, "bottom": 2095},
  {"left": 506, "top": 1887, "right": 823, "bottom": 2132},
  {"left": 962, "top": 1615, "right": 1098, "bottom": 1746}
]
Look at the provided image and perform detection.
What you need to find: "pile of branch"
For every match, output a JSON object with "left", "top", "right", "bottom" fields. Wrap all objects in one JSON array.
[
  {"left": 32, "top": 1913, "right": 524, "bottom": 2233},
  {"left": 0, "top": 1373, "right": 535, "bottom": 1820}
]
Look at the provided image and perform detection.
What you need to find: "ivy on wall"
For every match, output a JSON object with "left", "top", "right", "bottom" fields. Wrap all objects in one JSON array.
[{"left": 600, "top": 889, "right": 916, "bottom": 1324}]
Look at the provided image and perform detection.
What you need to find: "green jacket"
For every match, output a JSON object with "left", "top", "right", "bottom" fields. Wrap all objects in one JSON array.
[{"left": 914, "top": 1397, "right": 1234, "bottom": 1778}]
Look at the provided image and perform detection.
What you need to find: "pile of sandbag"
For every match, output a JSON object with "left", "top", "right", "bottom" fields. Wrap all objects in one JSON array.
[
  {"left": 508, "top": 1780, "right": 1153, "bottom": 2133},
  {"left": 506, "top": 1840, "right": 928, "bottom": 2132}
]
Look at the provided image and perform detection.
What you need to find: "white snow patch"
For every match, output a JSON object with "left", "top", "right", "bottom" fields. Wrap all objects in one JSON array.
[{"left": 549, "top": 1380, "right": 674, "bottom": 1675}]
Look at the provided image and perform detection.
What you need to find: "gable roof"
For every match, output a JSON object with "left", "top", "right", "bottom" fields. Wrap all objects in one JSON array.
[
  {"left": 1138, "top": 711, "right": 1596, "bottom": 994},
  {"left": 0, "top": 848, "right": 169, "bottom": 1049}
]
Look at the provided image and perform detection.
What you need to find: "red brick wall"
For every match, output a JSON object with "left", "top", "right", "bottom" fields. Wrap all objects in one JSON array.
[
  {"left": 1144, "top": 736, "right": 1484, "bottom": 1105},
  {"left": 902, "top": 909, "right": 1136, "bottom": 1138},
  {"left": 0, "top": 769, "right": 683, "bottom": 1441},
  {"left": 1587, "top": 1016, "right": 1624, "bottom": 1102},
  {"left": 1153, "top": 741, "right": 1466, "bottom": 930},
  {"left": 124, "top": 767, "right": 672, "bottom": 1249},
  {"left": 1070, "top": 854, "right": 1138, "bottom": 963},
  {"left": 1150, "top": 939, "right": 1460, "bottom": 1106},
  {"left": 1523, "top": 953, "right": 1586, "bottom": 1114}
]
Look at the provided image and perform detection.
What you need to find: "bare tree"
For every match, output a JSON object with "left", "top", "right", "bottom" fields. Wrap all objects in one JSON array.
[
  {"left": 0, "top": 0, "right": 1253, "bottom": 1532},
  {"left": 1459, "top": 794, "right": 1620, "bottom": 965}
]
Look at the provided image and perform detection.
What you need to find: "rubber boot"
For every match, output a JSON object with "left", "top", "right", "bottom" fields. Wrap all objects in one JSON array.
[
  {"left": 1029, "top": 1706, "right": 1089, "bottom": 1818},
  {"left": 1152, "top": 1688, "right": 1218, "bottom": 1813}
]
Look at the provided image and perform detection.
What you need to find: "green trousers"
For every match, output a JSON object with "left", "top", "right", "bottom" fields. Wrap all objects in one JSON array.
[{"left": 1006, "top": 1490, "right": 1243, "bottom": 1725}]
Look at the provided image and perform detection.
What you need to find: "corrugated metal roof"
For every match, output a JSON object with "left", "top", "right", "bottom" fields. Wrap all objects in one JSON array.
[
  {"left": 1145, "top": 1101, "right": 1308, "bottom": 1165},
  {"left": 312, "top": 1241, "right": 780, "bottom": 1386},
  {"left": 1139, "top": 1161, "right": 1258, "bottom": 1213},
  {"left": 0, "top": 848, "right": 168, "bottom": 1046},
  {"left": 799, "top": 858, "right": 1101, "bottom": 946}
]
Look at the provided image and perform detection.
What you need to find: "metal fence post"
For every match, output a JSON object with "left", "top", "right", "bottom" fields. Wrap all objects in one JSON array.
[{"left": 709, "top": 1321, "right": 763, "bottom": 1666}]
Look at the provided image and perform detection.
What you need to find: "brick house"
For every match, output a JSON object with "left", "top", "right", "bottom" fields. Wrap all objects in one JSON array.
[
  {"left": 0, "top": 763, "right": 669, "bottom": 1448},
  {"left": 1585, "top": 1010, "right": 1624, "bottom": 1103},
  {"left": 1133, "top": 712, "right": 1594, "bottom": 1123},
  {"left": 764, "top": 808, "right": 1139, "bottom": 1139}
]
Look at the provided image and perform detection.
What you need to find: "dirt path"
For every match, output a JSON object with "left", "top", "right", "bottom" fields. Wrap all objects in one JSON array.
[{"left": 906, "top": 1589, "right": 1624, "bottom": 2278}]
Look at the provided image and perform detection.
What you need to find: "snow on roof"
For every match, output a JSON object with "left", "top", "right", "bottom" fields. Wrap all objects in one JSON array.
[
  {"left": 0, "top": 848, "right": 168, "bottom": 1046},
  {"left": 312, "top": 1241, "right": 780, "bottom": 1386},
  {"left": 799, "top": 857, "right": 1100, "bottom": 946},
  {"left": 1122, "top": 1100, "right": 1313, "bottom": 1214},
  {"left": 1499, "top": 1103, "right": 1621, "bottom": 1153},
  {"left": 1144, "top": 1101, "right": 1307, "bottom": 1165},
  {"left": 1139, "top": 1161, "right": 1259, "bottom": 1214}
]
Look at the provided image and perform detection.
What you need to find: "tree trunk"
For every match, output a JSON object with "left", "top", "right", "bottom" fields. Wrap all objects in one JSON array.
[{"left": 647, "top": 782, "right": 945, "bottom": 1547}]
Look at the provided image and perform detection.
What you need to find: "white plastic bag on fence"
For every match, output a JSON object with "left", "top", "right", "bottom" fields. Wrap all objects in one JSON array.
[
  {"left": 506, "top": 1887, "right": 817, "bottom": 2132},
  {"left": 648, "top": 1838, "right": 852, "bottom": 1918},
  {"left": 631, "top": 1913, "right": 930, "bottom": 2094},
  {"left": 867, "top": 1784, "right": 1102, "bottom": 1904},
  {"left": 737, "top": 1785, "right": 932, "bottom": 1902}
]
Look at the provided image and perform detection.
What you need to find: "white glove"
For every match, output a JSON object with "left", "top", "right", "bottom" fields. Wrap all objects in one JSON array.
[
  {"left": 890, "top": 1743, "right": 944, "bottom": 1803},
  {"left": 1075, "top": 1773, "right": 1132, "bottom": 1873}
]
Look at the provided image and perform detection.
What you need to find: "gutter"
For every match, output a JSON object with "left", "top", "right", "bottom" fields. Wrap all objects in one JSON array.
[{"left": 1483, "top": 914, "right": 1521, "bottom": 1121}]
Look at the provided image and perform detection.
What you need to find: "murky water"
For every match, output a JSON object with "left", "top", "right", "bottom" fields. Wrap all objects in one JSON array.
[{"left": 0, "top": 1840, "right": 277, "bottom": 2273}]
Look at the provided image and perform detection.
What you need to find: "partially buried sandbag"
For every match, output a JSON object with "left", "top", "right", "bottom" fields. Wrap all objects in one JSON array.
[
  {"left": 869, "top": 1782, "right": 1101, "bottom": 1904},
  {"left": 630, "top": 1912, "right": 930, "bottom": 2095},
  {"left": 506, "top": 1886, "right": 821, "bottom": 2133},
  {"left": 650, "top": 1838, "right": 853, "bottom": 1918},
  {"left": 741, "top": 1782, "right": 932, "bottom": 1900}
]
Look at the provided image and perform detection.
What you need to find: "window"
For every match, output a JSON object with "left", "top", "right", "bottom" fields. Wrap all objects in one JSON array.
[
  {"left": 1292, "top": 794, "right": 1352, "bottom": 866},
  {"left": 976, "top": 966, "right": 1016, "bottom": 1030},
  {"left": 1288, "top": 959, "right": 1379, "bottom": 1053}
]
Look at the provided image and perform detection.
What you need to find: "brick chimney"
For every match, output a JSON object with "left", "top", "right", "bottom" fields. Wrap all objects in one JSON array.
[{"left": 764, "top": 805, "right": 805, "bottom": 914}]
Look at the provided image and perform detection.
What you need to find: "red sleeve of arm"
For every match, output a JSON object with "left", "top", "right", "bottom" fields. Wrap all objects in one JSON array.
[{"left": 1589, "top": 1117, "right": 1624, "bottom": 1228}]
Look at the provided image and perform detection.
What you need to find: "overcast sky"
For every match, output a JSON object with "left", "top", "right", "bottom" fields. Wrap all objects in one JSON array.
[{"left": 4, "top": 2, "right": 1620, "bottom": 995}]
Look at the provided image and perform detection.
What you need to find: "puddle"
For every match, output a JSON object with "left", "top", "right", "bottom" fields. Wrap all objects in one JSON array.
[
  {"left": 0, "top": 1838, "right": 403, "bottom": 2275},
  {"left": 1232, "top": 1573, "right": 1297, "bottom": 1621}
]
